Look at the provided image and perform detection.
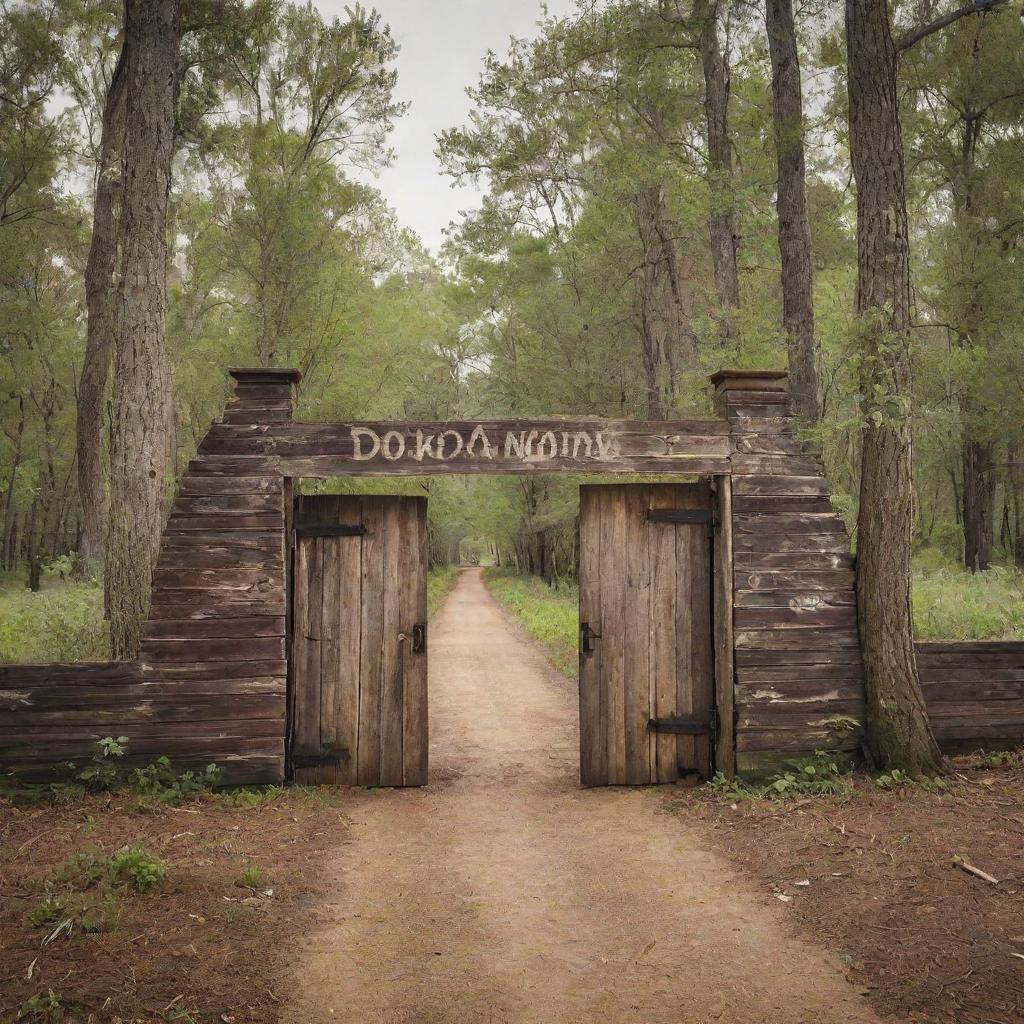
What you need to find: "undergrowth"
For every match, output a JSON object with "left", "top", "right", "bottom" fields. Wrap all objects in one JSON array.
[
  {"left": 0, "top": 574, "right": 107, "bottom": 663},
  {"left": 912, "top": 564, "right": 1024, "bottom": 640},
  {"left": 710, "top": 751, "right": 853, "bottom": 801},
  {"left": 483, "top": 568, "right": 578, "bottom": 676},
  {"left": 428, "top": 564, "right": 460, "bottom": 617}
]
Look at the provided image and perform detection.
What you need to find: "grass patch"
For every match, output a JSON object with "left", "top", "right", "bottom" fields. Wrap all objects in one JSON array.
[
  {"left": 912, "top": 565, "right": 1024, "bottom": 640},
  {"left": 0, "top": 574, "right": 107, "bottom": 663},
  {"left": 428, "top": 564, "right": 460, "bottom": 617},
  {"left": 483, "top": 568, "right": 578, "bottom": 677}
]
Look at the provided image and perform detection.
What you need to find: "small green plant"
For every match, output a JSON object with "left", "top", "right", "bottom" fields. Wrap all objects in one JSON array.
[
  {"left": 27, "top": 896, "right": 67, "bottom": 927},
  {"left": 218, "top": 784, "right": 287, "bottom": 808},
  {"left": 12, "top": 990, "right": 63, "bottom": 1023},
  {"left": 874, "top": 768, "right": 954, "bottom": 793},
  {"left": 109, "top": 846, "right": 166, "bottom": 891},
  {"left": 710, "top": 751, "right": 852, "bottom": 801},
  {"left": 235, "top": 864, "right": 265, "bottom": 889},
  {"left": 65, "top": 736, "right": 128, "bottom": 791},
  {"left": 130, "top": 757, "right": 219, "bottom": 806}
]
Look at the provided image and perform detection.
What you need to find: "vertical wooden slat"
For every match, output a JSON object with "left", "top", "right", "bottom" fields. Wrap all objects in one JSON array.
[
  {"left": 357, "top": 496, "right": 385, "bottom": 785},
  {"left": 380, "top": 498, "right": 404, "bottom": 785},
  {"left": 624, "top": 485, "right": 652, "bottom": 784},
  {"left": 649, "top": 486, "right": 679, "bottom": 783},
  {"left": 290, "top": 532, "right": 309, "bottom": 778},
  {"left": 691, "top": 486, "right": 715, "bottom": 778},
  {"left": 713, "top": 476, "right": 736, "bottom": 776},
  {"left": 336, "top": 496, "right": 362, "bottom": 785},
  {"left": 601, "top": 486, "right": 627, "bottom": 784},
  {"left": 674, "top": 492, "right": 697, "bottom": 775},
  {"left": 578, "top": 486, "right": 604, "bottom": 786},
  {"left": 296, "top": 536, "right": 323, "bottom": 783},
  {"left": 319, "top": 497, "right": 341, "bottom": 785},
  {"left": 402, "top": 497, "right": 428, "bottom": 785}
]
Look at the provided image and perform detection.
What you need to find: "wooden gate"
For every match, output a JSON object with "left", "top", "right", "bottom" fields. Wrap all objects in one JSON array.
[
  {"left": 289, "top": 494, "right": 427, "bottom": 786},
  {"left": 578, "top": 483, "right": 714, "bottom": 786}
]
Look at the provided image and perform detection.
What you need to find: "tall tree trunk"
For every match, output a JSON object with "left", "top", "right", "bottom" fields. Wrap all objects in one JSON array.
[
  {"left": 106, "top": 0, "right": 181, "bottom": 660},
  {"left": 765, "top": 0, "right": 820, "bottom": 425},
  {"left": 962, "top": 439, "right": 995, "bottom": 570},
  {"left": 78, "top": 33, "right": 129, "bottom": 572},
  {"left": 695, "top": 0, "right": 740, "bottom": 343},
  {"left": 845, "top": 0, "right": 943, "bottom": 773}
]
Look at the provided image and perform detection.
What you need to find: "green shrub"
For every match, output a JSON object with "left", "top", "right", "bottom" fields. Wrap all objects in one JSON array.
[
  {"left": 27, "top": 896, "right": 68, "bottom": 927},
  {"left": 130, "top": 757, "right": 219, "bottom": 806},
  {"left": 11, "top": 990, "right": 63, "bottom": 1023},
  {"left": 235, "top": 864, "right": 265, "bottom": 889},
  {"left": 108, "top": 846, "right": 166, "bottom": 891}
]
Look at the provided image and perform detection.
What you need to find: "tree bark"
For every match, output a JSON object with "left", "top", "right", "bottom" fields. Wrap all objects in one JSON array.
[
  {"left": 845, "top": 0, "right": 944, "bottom": 773},
  {"left": 77, "top": 32, "right": 129, "bottom": 573},
  {"left": 695, "top": 0, "right": 740, "bottom": 344},
  {"left": 765, "top": 0, "right": 819, "bottom": 425},
  {"left": 106, "top": 0, "right": 181, "bottom": 660},
  {"left": 962, "top": 439, "right": 995, "bottom": 570},
  {"left": 78, "top": 32, "right": 128, "bottom": 573}
]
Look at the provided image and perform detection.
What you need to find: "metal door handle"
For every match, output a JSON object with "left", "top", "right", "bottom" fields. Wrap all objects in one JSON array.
[
  {"left": 580, "top": 621, "right": 601, "bottom": 655},
  {"left": 412, "top": 622, "right": 426, "bottom": 654}
]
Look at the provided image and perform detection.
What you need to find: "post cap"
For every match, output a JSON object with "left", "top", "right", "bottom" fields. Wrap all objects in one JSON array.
[
  {"left": 228, "top": 367, "right": 302, "bottom": 385},
  {"left": 709, "top": 368, "right": 788, "bottom": 388}
]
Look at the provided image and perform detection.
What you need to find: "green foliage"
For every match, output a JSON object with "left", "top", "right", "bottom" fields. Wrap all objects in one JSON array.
[
  {"left": 0, "top": 579, "right": 107, "bottom": 663},
  {"left": 483, "top": 568, "right": 579, "bottom": 677},
  {"left": 913, "top": 566, "right": 1024, "bottom": 640},
  {"left": 108, "top": 847, "right": 166, "bottom": 891},
  {"left": 129, "top": 757, "right": 220, "bottom": 807},
  {"left": 9, "top": 990, "right": 63, "bottom": 1024},
  {"left": 710, "top": 752, "right": 853, "bottom": 801},
  {"left": 216, "top": 784, "right": 288, "bottom": 808},
  {"left": 235, "top": 864, "right": 265, "bottom": 889},
  {"left": 427, "top": 565, "right": 460, "bottom": 617},
  {"left": 874, "top": 769, "right": 954, "bottom": 794},
  {"left": 27, "top": 896, "right": 68, "bottom": 928},
  {"left": 65, "top": 736, "right": 128, "bottom": 792}
]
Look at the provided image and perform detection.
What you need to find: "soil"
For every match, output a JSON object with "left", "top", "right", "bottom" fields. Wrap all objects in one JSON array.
[
  {"left": 0, "top": 786, "right": 348, "bottom": 1022},
  {"left": 1, "top": 565, "right": 1020, "bottom": 1024},
  {"left": 684, "top": 767, "right": 1024, "bottom": 1024}
]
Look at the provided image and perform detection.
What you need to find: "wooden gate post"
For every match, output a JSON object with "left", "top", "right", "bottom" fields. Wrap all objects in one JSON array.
[
  {"left": 138, "top": 367, "right": 302, "bottom": 784},
  {"left": 710, "top": 370, "right": 867, "bottom": 774}
]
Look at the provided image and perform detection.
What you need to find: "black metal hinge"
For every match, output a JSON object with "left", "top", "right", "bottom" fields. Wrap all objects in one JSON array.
[
  {"left": 294, "top": 523, "right": 367, "bottom": 538},
  {"left": 647, "top": 716, "right": 715, "bottom": 737}
]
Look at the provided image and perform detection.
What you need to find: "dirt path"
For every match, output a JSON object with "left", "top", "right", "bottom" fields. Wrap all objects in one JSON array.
[{"left": 285, "top": 568, "right": 881, "bottom": 1024}]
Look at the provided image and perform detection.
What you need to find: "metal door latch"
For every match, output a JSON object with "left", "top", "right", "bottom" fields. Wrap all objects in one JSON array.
[
  {"left": 412, "top": 622, "right": 426, "bottom": 653},
  {"left": 580, "top": 621, "right": 601, "bottom": 655}
]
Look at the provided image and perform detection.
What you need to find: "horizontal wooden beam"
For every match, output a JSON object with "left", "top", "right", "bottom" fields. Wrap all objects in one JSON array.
[{"left": 196, "top": 418, "right": 733, "bottom": 477}]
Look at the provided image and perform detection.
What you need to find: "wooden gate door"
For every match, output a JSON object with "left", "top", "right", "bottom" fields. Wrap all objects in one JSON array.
[
  {"left": 290, "top": 494, "right": 427, "bottom": 786},
  {"left": 578, "top": 483, "right": 714, "bottom": 787}
]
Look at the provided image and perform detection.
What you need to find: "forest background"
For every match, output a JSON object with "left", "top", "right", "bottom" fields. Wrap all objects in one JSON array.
[{"left": 2, "top": 0, "right": 1023, "bottom": 670}]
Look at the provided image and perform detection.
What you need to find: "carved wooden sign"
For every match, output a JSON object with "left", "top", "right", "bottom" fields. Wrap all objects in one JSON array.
[{"left": 197, "top": 419, "right": 733, "bottom": 476}]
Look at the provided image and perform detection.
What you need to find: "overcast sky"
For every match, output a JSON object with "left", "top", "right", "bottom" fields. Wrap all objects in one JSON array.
[{"left": 314, "top": 0, "right": 578, "bottom": 253}]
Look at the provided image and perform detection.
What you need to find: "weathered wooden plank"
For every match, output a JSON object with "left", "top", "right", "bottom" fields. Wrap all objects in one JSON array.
[
  {"left": 713, "top": 476, "right": 736, "bottom": 777},
  {"left": 734, "top": 552, "right": 855, "bottom": 571},
  {"left": 165, "top": 513, "right": 284, "bottom": 532},
  {"left": 157, "top": 546, "right": 283, "bottom": 570},
  {"left": 150, "top": 568, "right": 285, "bottom": 596},
  {"left": 336, "top": 497, "right": 363, "bottom": 786},
  {"left": 603, "top": 486, "right": 627, "bottom": 785},
  {"left": 732, "top": 474, "right": 830, "bottom": 496},
  {"left": 143, "top": 616, "right": 285, "bottom": 639},
  {"left": 730, "top": 455, "right": 823, "bottom": 476},
  {"left": 735, "top": 627, "right": 861, "bottom": 649},
  {"left": 624, "top": 486, "right": 652, "bottom": 785},
  {"left": 178, "top": 476, "right": 282, "bottom": 496},
  {"left": 380, "top": 498, "right": 405, "bottom": 786},
  {"left": 402, "top": 497, "right": 428, "bottom": 786},
  {"left": 735, "top": 648, "right": 864, "bottom": 667},
  {"left": 734, "top": 607, "right": 858, "bottom": 628},
  {"left": 732, "top": 494, "right": 835, "bottom": 514},
  {"left": 141, "top": 659, "right": 287, "bottom": 680},
  {"left": 3, "top": 696, "right": 287, "bottom": 726},
  {"left": 682, "top": 483, "right": 713, "bottom": 779},
  {"left": 649, "top": 487, "right": 678, "bottom": 784},
  {"left": 736, "top": 569, "right": 855, "bottom": 590},
  {"left": 733, "top": 535, "right": 851, "bottom": 556},
  {"left": 578, "top": 486, "right": 604, "bottom": 787},
  {"left": 296, "top": 536, "right": 322, "bottom": 764},
  {"left": 732, "top": 435, "right": 808, "bottom": 457},
  {"left": 171, "top": 493, "right": 283, "bottom": 516},
  {"left": 0, "top": 663, "right": 140, "bottom": 685},
  {"left": 357, "top": 496, "right": 385, "bottom": 785},
  {"left": 734, "top": 588, "right": 856, "bottom": 609},
  {"left": 148, "top": 594, "right": 286, "bottom": 618},
  {"left": 319, "top": 498, "right": 343, "bottom": 784},
  {"left": 140, "top": 637, "right": 284, "bottom": 662},
  {"left": 732, "top": 513, "right": 847, "bottom": 535}
]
